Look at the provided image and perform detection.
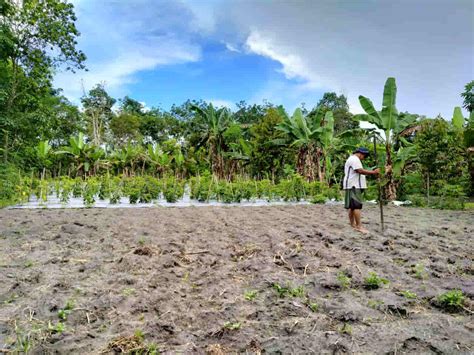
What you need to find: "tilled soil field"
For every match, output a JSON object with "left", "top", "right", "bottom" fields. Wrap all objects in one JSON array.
[{"left": 0, "top": 205, "right": 473, "bottom": 354}]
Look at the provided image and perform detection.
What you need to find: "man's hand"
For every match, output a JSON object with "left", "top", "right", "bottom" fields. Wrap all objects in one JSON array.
[{"left": 372, "top": 168, "right": 380, "bottom": 175}]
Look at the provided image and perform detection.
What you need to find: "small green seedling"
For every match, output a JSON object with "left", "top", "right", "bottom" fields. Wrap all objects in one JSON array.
[
  {"left": 134, "top": 329, "right": 144, "bottom": 342},
  {"left": 24, "top": 260, "right": 34, "bottom": 268},
  {"left": 339, "top": 323, "right": 352, "bottom": 335},
  {"left": 244, "top": 290, "right": 258, "bottom": 301},
  {"left": 367, "top": 299, "right": 384, "bottom": 309},
  {"left": 138, "top": 237, "right": 146, "bottom": 246},
  {"left": 272, "top": 283, "right": 289, "bottom": 298},
  {"left": 364, "top": 272, "right": 389, "bottom": 289},
  {"left": 223, "top": 321, "right": 241, "bottom": 330},
  {"left": 147, "top": 343, "right": 159, "bottom": 355},
  {"left": 437, "top": 289, "right": 465, "bottom": 311},
  {"left": 122, "top": 288, "right": 136, "bottom": 296},
  {"left": 400, "top": 290, "right": 417, "bottom": 299},
  {"left": 412, "top": 263, "right": 428, "bottom": 280},
  {"left": 58, "top": 300, "right": 75, "bottom": 320},
  {"left": 307, "top": 301, "right": 319, "bottom": 312},
  {"left": 48, "top": 321, "right": 65, "bottom": 334},
  {"left": 337, "top": 271, "right": 352, "bottom": 290},
  {"left": 289, "top": 285, "right": 305, "bottom": 298},
  {"left": 272, "top": 283, "right": 306, "bottom": 298}
]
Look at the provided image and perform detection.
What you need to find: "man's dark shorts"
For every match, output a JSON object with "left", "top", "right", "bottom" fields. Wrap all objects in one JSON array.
[{"left": 344, "top": 188, "right": 364, "bottom": 210}]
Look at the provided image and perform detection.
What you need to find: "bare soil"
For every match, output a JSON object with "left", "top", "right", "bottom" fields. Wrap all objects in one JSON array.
[{"left": 0, "top": 205, "right": 473, "bottom": 354}]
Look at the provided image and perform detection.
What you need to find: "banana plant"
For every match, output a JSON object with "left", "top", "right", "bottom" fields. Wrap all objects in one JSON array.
[
  {"left": 56, "top": 133, "right": 106, "bottom": 177},
  {"left": 276, "top": 107, "right": 332, "bottom": 182},
  {"left": 146, "top": 144, "right": 171, "bottom": 177},
  {"left": 355, "top": 77, "right": 417, "bottom": 200},
  {"left": 36, "top": 140, "right": 52, "bottom": 177},
  {"left": 191, "top": 103, "right": 232, "bottom": 178}
]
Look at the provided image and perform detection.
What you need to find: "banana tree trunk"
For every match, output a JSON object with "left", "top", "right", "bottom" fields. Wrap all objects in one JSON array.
[{"left": 384, "top": 144, "right": 397, "bottom": 201}]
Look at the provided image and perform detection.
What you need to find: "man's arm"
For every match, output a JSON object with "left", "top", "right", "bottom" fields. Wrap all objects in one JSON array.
[{"left": 355, "top": 168, "right": 379, "bottom": 176}]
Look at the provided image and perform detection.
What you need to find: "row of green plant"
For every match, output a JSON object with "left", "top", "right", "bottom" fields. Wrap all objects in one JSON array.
[{"left": 11, "top": 174, "right": 348, "bottom": 206}]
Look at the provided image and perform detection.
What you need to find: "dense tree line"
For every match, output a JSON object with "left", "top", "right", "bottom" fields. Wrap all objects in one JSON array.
[{"left": 0, "top": 0, "right": 472, "bottom": 208}]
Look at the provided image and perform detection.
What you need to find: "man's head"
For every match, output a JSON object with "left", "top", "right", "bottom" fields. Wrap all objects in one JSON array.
[{"left": 353, "top": 147, "right": 370, "bottom": 160}]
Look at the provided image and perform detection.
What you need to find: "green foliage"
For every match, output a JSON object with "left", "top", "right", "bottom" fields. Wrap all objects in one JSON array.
[
  {"left": 399, "top": 290, "right": 417, "bottom": 299},
  {"left": 461, "top": 80, "right": 473, "bottom": 113},
  {"left": 244, "top": 290, "right": 258, "bottom": 301},
  {"left": 337, "top": 271, "right": 352, "bottom": 290},
  {"left": 452, "top": 107, "right": 465, "bottom": 129},
  {"left": 339, "top": 323, "right": 352, "bottom": 335},
  {"left": 223, "top": 321, "right": 241, "bottom": 330},
  {"left": 272, "top": 283, "right": 306, "bottom": 298},
  {"left": 364, "top": 272, "right": 389, "bottom": 290},
  {"left": 412, "top": 263, "right": 428, "bottom": 280},
  {"left": 58, "top": 300, "right": 75, "bottom": 320},
  {"left": 0, "top": 163, "right": 21, "bottom": 207},
  {"left": 437, "top": 289, "right": 465, "bottom": 311}
]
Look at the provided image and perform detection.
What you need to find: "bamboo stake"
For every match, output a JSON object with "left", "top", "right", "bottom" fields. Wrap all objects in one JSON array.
[{"left": 373, "top": 135, "right": 384, "bottom": 232}]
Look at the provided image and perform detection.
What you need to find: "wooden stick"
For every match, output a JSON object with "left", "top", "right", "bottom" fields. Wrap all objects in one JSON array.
[{"left": 373, "top": 135, "right": 384, "bottom": 232}]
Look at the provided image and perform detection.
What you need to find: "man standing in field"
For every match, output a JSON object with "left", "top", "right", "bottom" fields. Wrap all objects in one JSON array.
[{"left": 343, "top": 147, "right": 379, "bottom": 234}]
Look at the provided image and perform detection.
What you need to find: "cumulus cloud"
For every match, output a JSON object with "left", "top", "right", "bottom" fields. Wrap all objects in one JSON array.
[{"left": 224, "top": 0, "right": 473, "bottom": 117}]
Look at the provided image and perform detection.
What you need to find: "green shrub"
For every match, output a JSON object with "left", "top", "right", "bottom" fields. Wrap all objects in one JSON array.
[
  {"left": 364, "top": 272, "right": 389, "bottom": 290},
  {"left": 0, "top": 163, "right": 22, "bottom": 207},
  {"left": 310, "top": 194, "right": 326, "bottom": 204},
  {"left": 437, "top": 289, "right": 465, "bottom": 311}
]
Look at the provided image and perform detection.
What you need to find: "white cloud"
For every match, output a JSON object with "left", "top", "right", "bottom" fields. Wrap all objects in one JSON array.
[
  {"left": 225, "top": 0, "right": 472, "bottom": 118},
  {"left": 246, "top": 31, "right": 310, "bottom": 83},
  {"left": 54, "top": 0, "right": 202, "bottom": 102},
  {"left": 224, "top": 42, "right": 241, "bottom": 53}
]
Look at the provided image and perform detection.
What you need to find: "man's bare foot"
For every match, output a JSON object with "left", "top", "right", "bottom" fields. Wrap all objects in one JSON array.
[{"left": 354, "top": 226, "right": 369, "bottom": 234}]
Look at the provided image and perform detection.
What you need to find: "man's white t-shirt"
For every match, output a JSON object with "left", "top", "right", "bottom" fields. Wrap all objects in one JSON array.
[{"left": 343, "top": 155, "right": 367, "bottom": 189}]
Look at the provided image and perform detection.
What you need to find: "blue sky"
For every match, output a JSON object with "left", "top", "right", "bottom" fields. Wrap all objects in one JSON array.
[{"left": 55, "top": 0, "right": 473, "bottom": 118}]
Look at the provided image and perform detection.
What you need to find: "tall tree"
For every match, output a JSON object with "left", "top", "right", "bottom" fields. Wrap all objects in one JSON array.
[
  {"left": 311, "top": 92, "right": 357, "bottom": 134},
  {"left": 0, "top": 0, "right": 86, "bottom": 162},
  {"left": 461, "top": 80, "right": 473, "bottom": 113},
  {"left": 81, "top": 84, "right": 115, "bottom": 146}
]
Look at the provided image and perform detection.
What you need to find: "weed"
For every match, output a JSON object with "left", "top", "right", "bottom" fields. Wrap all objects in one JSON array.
[
  {"left": 364, "top": 272, "right": 389, "bottom": 290},
  {"left": 48, "top": 321, "right": 65, "bottom": 334},
  {"left": 337, "top": 271, "right": 352, "bottom": 290},
  {"left": 306, "top": 301, "right": 319, "bottom": 312},
  {"left": 24, "top": 260, "right": 34, "bottom": 268},
  {"left": 339, "top": 323, "right": 352, "bottom": 335},
  {"left": 244, "top": 290, "right": 258, "bottom": 301},
  {"left": 437, "top": 289, "right": 465, "bottom": 311},
  {"left": 223, "top": 321, "right": 241, "bottom": 330},
  {"left": 58, "top": 299, "right": 75, "bottom": 320},
  {"left": 182, "top": 271, "right": 190, "bottom": 283},
  {"left": 289, "top": 285, "right": 305, "bottom": 298},
  {"left": 367, "top": 299, "right": 384, "bottom": 309},
  {"left": 122, "top": 288, "right": 136, "bottom": 296},
  {"left": 412, "top": 263, "right": 428, "bottom": 279},
  {"left": 400, "top": 290, "right": 417, "bottom": 299},
  {"left": 138, "top": 237, "right": 146, "bottom": 246},
  {"left": 134, "top": 329, "right": 145, "bottom": 342},
  {"left": 147, "top": 343, "right": 159, "bottom": 355},
  {"left": 272, "top": 283, "right": 306, "bottom": 298},
  {"left": 272, "top": 283, "right": 289, "bottom": 298}
]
